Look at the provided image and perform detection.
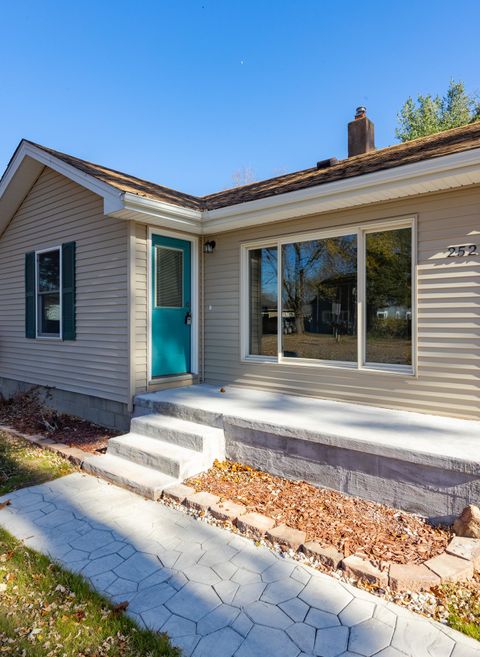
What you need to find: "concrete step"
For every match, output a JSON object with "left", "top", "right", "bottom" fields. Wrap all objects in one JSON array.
[
  {"left": 82, "top": 453, "right": 178, "bottom": 500},
  {"left": 134, "top": 393, "right": 223, "bottom": 428},
  {"left": 130, "top": 414, "right": 224, "bottom": 455},
  {"left": 107, "top": 433, "right": 209, "bottom": 480}
]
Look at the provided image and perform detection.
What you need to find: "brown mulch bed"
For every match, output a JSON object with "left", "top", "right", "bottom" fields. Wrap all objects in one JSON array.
[
  {"left": 186, "top": 460, "right": 452, "bottom": 568},
  {"left": 0, "top": 387, "right": 117, "bottom": 454}
]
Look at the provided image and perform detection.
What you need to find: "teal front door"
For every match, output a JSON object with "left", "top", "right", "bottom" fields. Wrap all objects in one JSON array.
[{"left": 151, "top": 235, "right": 191, "bottom": 377}]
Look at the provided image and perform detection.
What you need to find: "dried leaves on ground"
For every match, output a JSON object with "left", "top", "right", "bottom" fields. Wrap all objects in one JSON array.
[
  {"left": 0, "top": 528, "right": 179, "bottom": 657},
  {"left": 187, "top": 459, "right": 451, "bottom": 567},
  {"left": 0, "top": 388, "right": 116, "bottom": 453},
  {"left": 0, "top": 430, "right": 73, "bottom": 496}
]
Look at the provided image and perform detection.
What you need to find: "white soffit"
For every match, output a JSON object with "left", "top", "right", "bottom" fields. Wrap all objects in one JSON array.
[{"left": 201, "top": 147, "right": 480, "bottom": 234}]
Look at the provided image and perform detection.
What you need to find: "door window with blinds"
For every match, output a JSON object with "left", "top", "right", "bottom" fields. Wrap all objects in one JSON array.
[
  {"left": 155, "top": 246, "right": 183, "bottom": 308},
  {"left": 243, "top": 219, "right": 415, "bottom": 373}
]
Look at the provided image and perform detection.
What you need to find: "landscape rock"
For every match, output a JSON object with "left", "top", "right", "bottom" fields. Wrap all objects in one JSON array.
[
  {"left": 453, "top": 505, "right": 480, "bottom": 539},
  {"left": 209, "top": 499, "right": 247, "bottom": 522},
  {"left": 424, "top": 551, "right": 474, "bottom": 582},
  {"left": 266, "top": 524, "right": 306, "bottom": 550},
  {"left": 235, "top": 512, "right": 275, "bottom": 539},
  {"left": 301, "top": 542, "right": 344, "bottom": 569},
  {"left": 342, "top": 555, "right": 388, "bottom": 588},
  {"left": 184, "top": 491, "right": 219, "bottom": 512},
  {"left": 163, "top": 484, "right": 195, "bottom": 504},
  {"left": 445, "top": 536, "right": 480, "bottom": 570},
  {"left": 388, "top": 563, "right": 440, "bottom": 591}
]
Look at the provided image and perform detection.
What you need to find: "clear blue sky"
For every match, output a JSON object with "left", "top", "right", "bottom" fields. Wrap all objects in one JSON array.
[{"left": 1, "top": 0, "right": 479, "bottom": 196}]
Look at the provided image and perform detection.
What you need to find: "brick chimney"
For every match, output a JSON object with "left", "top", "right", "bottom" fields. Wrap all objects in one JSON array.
[{"left": 348, "top": 107, "right": 375, "bottom": 157}]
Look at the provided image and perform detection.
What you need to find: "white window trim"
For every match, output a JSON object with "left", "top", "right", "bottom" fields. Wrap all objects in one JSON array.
[
  {"left": 35, "top": 245, "right": 63, "bottom": 340},
  {"left": 240, "top": 215, "right": 417, "bottom": 376}
]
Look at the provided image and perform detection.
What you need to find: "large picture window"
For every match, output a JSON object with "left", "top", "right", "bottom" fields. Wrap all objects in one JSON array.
[
  {"left": 36, "top": 248, "right": 61, "bottom": 337},
  {"left": 243, "top": 219, "right": 415, "bottom": 373}
]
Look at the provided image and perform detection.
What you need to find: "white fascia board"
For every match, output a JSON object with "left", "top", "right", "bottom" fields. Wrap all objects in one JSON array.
[
  {"left": 118, "top": 192, "right": 203, "bottom": 233},
  {"left": 0, "top": 141, "right": 125, "bottom": 225},
  {"left": 202, "top": 147, "right": 480, "bottom": 234}
]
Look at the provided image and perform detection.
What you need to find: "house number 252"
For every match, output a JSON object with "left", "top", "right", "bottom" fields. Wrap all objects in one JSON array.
[{"left": 447, "top": 244, "right": 478, "bottom": 257}]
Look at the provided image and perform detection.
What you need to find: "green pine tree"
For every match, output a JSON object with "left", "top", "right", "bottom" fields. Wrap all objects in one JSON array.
[{"left": 396, "top": 80, "right": 480, "bottom": 142}]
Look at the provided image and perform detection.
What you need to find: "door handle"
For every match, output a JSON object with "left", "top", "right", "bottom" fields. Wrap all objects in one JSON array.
[{"left": 185, "top": 311, "right": 192, "bottom": 325}]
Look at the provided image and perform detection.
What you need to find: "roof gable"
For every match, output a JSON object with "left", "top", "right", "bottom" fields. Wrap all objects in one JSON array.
[{"left": 1, "top": 123, "right": 480, "bottom": 237}]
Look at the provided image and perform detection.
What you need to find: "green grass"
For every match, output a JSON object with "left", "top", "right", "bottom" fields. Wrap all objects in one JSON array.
[
  {"left": 0, "top": 429, "right": 73, "bottom": 495},
  {"left": 0, "top": 528, "right": 180, "bottom": 657},
  {"left": 0, "top": 429, "right": 180, "bottom": 656},
  {"left": 440, "top": 578, "right": 480, "bottom": 641},
  {"left": 448, "top": 616, "right": 480, "bottom": 641}
]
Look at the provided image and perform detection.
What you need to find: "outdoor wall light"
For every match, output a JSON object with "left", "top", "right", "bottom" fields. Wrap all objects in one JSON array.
[{"left": 203, "top": 240, "right": 216, "bottom": 254}]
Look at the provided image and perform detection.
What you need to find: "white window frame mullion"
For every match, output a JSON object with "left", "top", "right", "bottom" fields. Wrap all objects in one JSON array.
[
  {"left": 357, "top": 227, "right": 365, "bottom": 369},
  {"left": 277, "top": 242, "right": 282, "bottom": 362}
]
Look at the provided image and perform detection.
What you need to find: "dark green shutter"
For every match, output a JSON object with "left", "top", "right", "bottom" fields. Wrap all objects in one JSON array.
[
  {"left": 25, "top": 251, "right": 36, "bottom": 338},
  {"left": 62, "top": 241, "right": 76, "bottom": 340}
]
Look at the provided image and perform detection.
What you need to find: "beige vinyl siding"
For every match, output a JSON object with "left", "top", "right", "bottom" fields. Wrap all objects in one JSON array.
[
  {"left": 0, "top": 167, "right": 130, "bottom": 403},
  {"left": 202, "top": 186, "right": 480, "bottom": 420},
  {"left": 134, "top": 222, "right": 148, "bottom": 394}
]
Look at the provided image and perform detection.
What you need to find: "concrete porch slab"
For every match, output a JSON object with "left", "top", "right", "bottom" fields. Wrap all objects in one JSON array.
[
  {"left": 136, "top": 384, "right": 479, "bottom": 474},
  {"left": 136, "top": 385, "right": 480, "bottom": 520}
]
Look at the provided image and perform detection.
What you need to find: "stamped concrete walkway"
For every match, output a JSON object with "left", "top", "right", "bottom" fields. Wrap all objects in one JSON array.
[{"left": 0, "top": 473, "right": 478, "bottom": 657}]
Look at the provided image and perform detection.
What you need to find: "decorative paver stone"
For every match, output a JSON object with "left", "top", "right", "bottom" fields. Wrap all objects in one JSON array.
[
  {"left": 342, "top": 555, "right": 388, "bottom": 587},
  {"left": 300, "top": 576, "right": 352, "bottom": 615},
  {"left": 209, "top": 499, "right": 247, "bottom": 522},
  {"left": 244, "top": 600, "right": 292, "bottom": 629},
  {"left": 391, "top": 616, "right": 456, "bottom": 657},
  {"left": 301, "top": 541, "right": 344, "bottom": 569},
  {"left": 349, "top": 618, "right": 395, "bottom": 656},
  {"left": 388, "top": 563, "right": 441, "bottom": 591},
  {"left": 235, "top": 512, "right": 275, "bottom": 539},
  {"left": 163, "top": 484, "right": 195, "bottom": 504},
  {"left": 425, "top": 552, "right": 474, "bottom": 582},
  {"left": 261, "top": 577, "right": 305, "bottom": 604},
  {"left": 286, "top": 622, "right": 316, "bottom": 653},
  {"left": 338, "top": 598, "right": 375, "bottom": 626},
  {"left": 266, "top": 524, "right": 306, "bottom": 550},
  {"left": 192, "top": 627, "right": 243, "bottom": 657},
  {"left": 446, "top": 536, "right": 480, "bottom": 569},
  {"left": 235, "top": 625, "right": 299, "bottom": 657},
  {"left": 113, "top": 552, "right": 159, "bottom": 582},
  {"left": 166, "top": 581, "right": 221, "bottom": 621},
  {"left": 314, "top": 625, "right": 349, "bottom": 657},
  {"left": 279, "top": 596, "right": 309, "bottom": 623},
  {"left": 184, "top": 491, "right": 220, "bottom": 512}
]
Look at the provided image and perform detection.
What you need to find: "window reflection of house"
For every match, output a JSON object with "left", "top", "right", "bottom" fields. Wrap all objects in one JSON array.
[
  {"left": 308, "top": 274, "right": 357, "bottom": 337},
  {"left": 376, "top": 306, "right": 411, "bottom": 320}
]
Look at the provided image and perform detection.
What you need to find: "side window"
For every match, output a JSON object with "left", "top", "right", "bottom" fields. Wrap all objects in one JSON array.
[
  {"left": 37, "top": 249, "right": 61, "bottom": 337},
  {"left": 25, "top": 242, "right": 76, "bottom": 340}
]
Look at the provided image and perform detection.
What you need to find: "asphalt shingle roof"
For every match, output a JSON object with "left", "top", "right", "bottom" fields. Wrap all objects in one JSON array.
[{"left": 26, "top": 121, "right": 480, "bottom": 212}]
